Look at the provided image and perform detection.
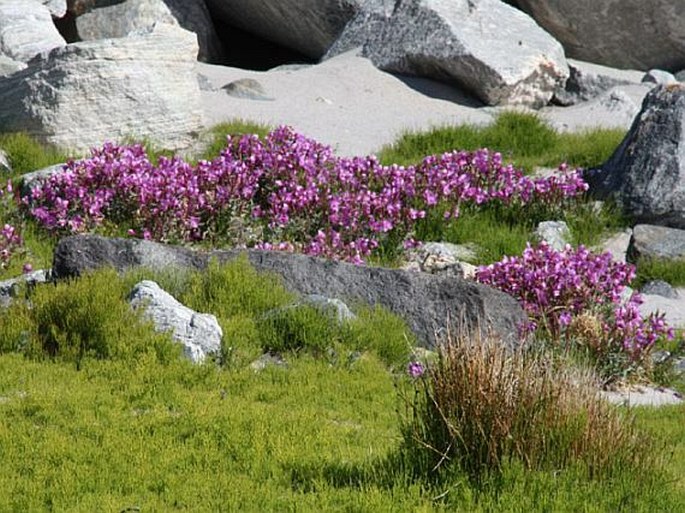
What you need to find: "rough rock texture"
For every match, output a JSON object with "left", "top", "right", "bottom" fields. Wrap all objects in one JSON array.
[
  {"left": 553, "top": 58, "right": 642, "bottom": 106},
  {"left": 642, "top": 69, "right": 678, "bottom": 86},
  {"left": 0, "top": 269, "right": 51, "bottom": 308},
  {"left": 641, "top": 280, "right": 679, "bottom": 300},
  {"left": 514, "top": 0, "right": 685, "bottom": 71},
  {"left": 42, "top": 0, "right": 66, "bottom": 16},
  {"left": 52, "top": 235, "right": 529, "bottom": 349},
  {"left": 204, "top": 0, "right": 375, "bottom": 59},
  {"left": 0, "top": 0, "right": 66, "bottom": 63},
  {"left": 0, "top": 55, "right": 25, "bottom": 76},
  {"left": 402, "top": 242, "right": 479, "bottom": 279},
  {"left": 585, "top": 85, "right": 685, "bottom": 229},
  {"left": 75, "top": 0, "right": 224, "bottom": 63},
  {"left": 627, "top": 224, "right": 685, "bottom": 262},
  {"left": 326, "top": 0, "right": 569, "bottom": 107},
  {"left": 535, "top": 220, "right": 570, "bottom": 251},
  {"left": 128, "top": 280, "right": 222, "bottom": 363},
  {"left": 0, "top": 23, "right": 204, "bottom": 153}
]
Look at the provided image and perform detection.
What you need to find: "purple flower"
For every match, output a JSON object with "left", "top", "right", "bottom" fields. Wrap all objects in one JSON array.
[{"left": 407, "top": 361, "right": 425, "bottom": 378}]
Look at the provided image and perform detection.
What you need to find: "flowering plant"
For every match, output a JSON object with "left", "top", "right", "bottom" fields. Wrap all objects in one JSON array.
[
  {"left": 1, "top": 180, "right": 23, "bottom": 270},
  {"left": 24, "top": 127, "right": 588, "bottom": 263},
  {"left": 475, "top": 242, "right": 674, "bottom": 370}
]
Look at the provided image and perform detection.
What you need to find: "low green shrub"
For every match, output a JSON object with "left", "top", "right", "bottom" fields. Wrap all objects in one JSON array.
[{"left": 0, "top": 268, "right": 180, "bottom": 366}]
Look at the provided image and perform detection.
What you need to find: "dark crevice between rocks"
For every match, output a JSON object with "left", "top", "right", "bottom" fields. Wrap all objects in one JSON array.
[
  {"left": 211, "top": 17, "right": 314, "bottom": 71},
  {"left": 53, "top": 12, "right": 80, "bottom": 44}
]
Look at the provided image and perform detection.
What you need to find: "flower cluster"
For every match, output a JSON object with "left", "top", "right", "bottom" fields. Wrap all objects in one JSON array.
[
  {"left": 24, "top": 127, "right": 588, "bottom": 263},
  {"left": 1, "top": 180, "right": 23, "bottom": 269},
  {"left": 475, "top": 242, "right": 674, "bottom": 362}
]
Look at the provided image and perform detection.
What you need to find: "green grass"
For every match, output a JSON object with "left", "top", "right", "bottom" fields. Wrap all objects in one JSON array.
[
  {"left": 377, "top": 111, "right": 626, "bottom": 173},
  {"left": 633, "top": 257, "right": 685, "bottom": 289}
]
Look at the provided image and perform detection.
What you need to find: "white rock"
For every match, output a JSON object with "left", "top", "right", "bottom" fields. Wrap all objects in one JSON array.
[
  {"left": 0, "top": 0, "right": 66, "bottom": 63},
  {"left": 0, "top": 22, "right": 204, "bottom": 153},
  {"left": 128, "top": 280, "right": 222, "bottom": 363}
]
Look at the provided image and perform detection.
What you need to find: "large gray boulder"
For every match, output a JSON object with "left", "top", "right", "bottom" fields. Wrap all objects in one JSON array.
[
  {"left": 514, "top": 1, "right": 685, "bottom": 71},
  {"left": 128, "top": 280, "right": 222, "bottom": 363},
  {"left": 52, "top": 235, "right": 529, "bottom": 349},
  {"left": 553, "top": 58, "right": 643, "bottom": 106},
  {"left": 326, "top": 0, "right": 569, "bottom": 108},
  {"left": 585, "top": 84, "right": 685, "bottom": 229},
  {"left": 74, "top": 0, "right": 223, "bottom": 63},
  {"left": 0, "top": 23, "right": 204, "bottom": 153},
  {"left": 0, "top": 0, "right": 66, "bottom": 63}
]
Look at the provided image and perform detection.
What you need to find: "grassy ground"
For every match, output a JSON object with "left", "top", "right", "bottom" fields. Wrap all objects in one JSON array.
[{"left": 1, "top": 115, "right": 684, "bottom": 510}]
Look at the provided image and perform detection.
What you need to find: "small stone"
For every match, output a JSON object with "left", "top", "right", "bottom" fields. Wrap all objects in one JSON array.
[
  {"left": 250, "top": 352, "right": 287, "bottom": 372},
  {"left": 641, "top": 280, "right": 679, "bottom": 299},
  {"left": 641, "top": 69, "right": 678, "bottom": 86},
  {"left": 535, "top": 220, "right": 571, "bottom": 251},
  {"left": 222, "top": 78, "right": 273, "bottom": 101}
]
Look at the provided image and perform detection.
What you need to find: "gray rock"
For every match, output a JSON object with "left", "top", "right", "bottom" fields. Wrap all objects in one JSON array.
[
  {"left": 0, "top": 269, "right": 51, "bottom": 308},
  {"left": 585, "top": 85, "right": 685, "bottom": 229},
  {"left": 52, "top": 235, "right": 529, "bottom": 349},
  {"left": 75, "top": 0, "right": 223, "bottom": 63},
  {"left": 326, "top": 0, "right": 569, "bottom": 108},
  {"left": 128, "top": 280, "right": 222, "bottom": 363},
  {"left": 514, "top": 1, "right": 685, "bottom": 71},
  {"left": 553, "top": 58, "right": 642, "bottom": 106},
  {"left": 43, "top": 0, "right": 67, "bottom": 17},
  {"left": 0, "top": 0, "right": 66, "bottom": 63},
  {"left": 0, "top": 23, "right": 204, "bottom": 153},
  {"left": 205, "top": 0, "right": 373, "bottom": 59},
  {"left": 221, "top": 78, "right": 273, "bottom": 101},
  {"left": 641, "top": 280, "right": 680, "bottom": 299},
  {"left": 642, "top": 69, "right": 678, "bottom": 86},
  {"left": 535, "top": 220, "right": 570, "bottom": 251},
  {"left": 402, "top": 241, "right": 479, "bottom": 279},
  {"left": 302, "top": 294, "right": 356, "bottom": 324},
  {"left": 676, "top": 70, "right": 685, "bottom": 83},
  {"left": 627, "top": 224, "right": 685, "bottom": 262},
  {"left": 196, "top": 73, "right": 215, "bottom": 92},
  {"left": 19, "top": 163, "right": 65, "bottom": 198}
]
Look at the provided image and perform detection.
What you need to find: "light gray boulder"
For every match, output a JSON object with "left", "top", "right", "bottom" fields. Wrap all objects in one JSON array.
[
  {"left": 553, "top": 58, "right": 643, "bottom": 106},
  {"left": 535, "top": 220, "right": 570, "bottom": 251},
  {"left": 0, "top": 23, "right": 204, "bottom": 153},
  {"left": 302, "top": 294, "right": 356, "bottom": 324},
  {"left": 19, "top": 163, "right": 65, "bottom": 198},
  {"left": 585, "top": 85, "right": 685, "bottom": 229},
  {"left": 42, "top": 0, "right": 66, "bottom": 17},
  {"left": 0, "top": 149, "right": 10, "bottom": 173},
  {"left": 641, "top": 280, "right": 679, "bottom": 300},
  {"left": 52, "top": 235, "right": 529, "bottom": 350},
  {"left": 326, "top": 0, "right": 569, "bottom": 108},
  {"left": 128, "top": 280, "right": 222, "bottom": 363},
  {"left": 0, "top": 269, "right": 51, "bottom": 308},
  {"left": 75, "top": 0, "right": 223, "bottom": 63},
  {"left": 642, "top": 69, "right": 678, "bottom": 86},
  {"left": 204, "top": 0, "right": 376, "bottom": 59},
  {"left": 514, "top": 0, "right": 685, "bottom": 71},
  {"left": 0, "top": 0, "right": 66, "bottom": 63},
  {"left": 402, "top": 241, "right": 479, "bottom": 279},
  {"left": 627, "top": 224, "right": 685, "bottom": 262}
]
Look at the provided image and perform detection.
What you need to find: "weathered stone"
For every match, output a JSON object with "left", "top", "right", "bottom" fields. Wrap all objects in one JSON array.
[
  {"left": 52, "top": 235, "right": 529, "bottom": 349},
  {"left": 42, "top": 0, "right": 67, "bottom": 17},
  {"left": 627, "top": 224, "right": 685, "bottom": 262},
  {"left": 594, "top": 228, "right": 632, "bottom": 263},
  {"left": 221, "top": 78, "right": 273, "bottom": 101},
  {"left": 641, "top": 280, "right": 680, "bottom": 300},
  {"left": 0, "top": 23, "right": 204, "bottom": 153},
  {"left": 402, "top": 242, "right": 479, "bottom": 279},
  {"left": 676, "top": 70, "right": 685, "bottom": 83},
  {"left": 535, "top": 220, "right": 570, "bottom": 251},
  {"left": 326, "top": 0, "right": 569, "bottom": 108},
  {"left": 553, "top": 58, "right": 642, "bottom": 106},
  {"left": 585, "top": 85, "right": 685, "bottom": 229},
  {"left": 514, "top": 1, "right": 685, "bottom": 71},
  {"left": 19, "top": 163, "right": 65, "bottom": 198},
  {"left": 642, "top": 69, "right": 678, "bottom": 86},
  {"left": 205, "top": 0, "right": 374, "bottom": 59},
  {"left": 128, "top": 280, "right": 222, "bottom": 363},
  {"left": 0, "top": 55, "right": 26, "bottom": 76},
  {"left": 302, "top": 294, "right": 356, "bottom": 324},
  {"left": 0, "top": 269, "right": 51, "bottom": 308},
  {"left": 0, "top": 0, "right": 66, "bottom": 63},
  {"left": 75, "top": 0, "right": 223, "bottom": 63},
  {"left": 249, "top": 352, "right": 287, "bottom": 372}
]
